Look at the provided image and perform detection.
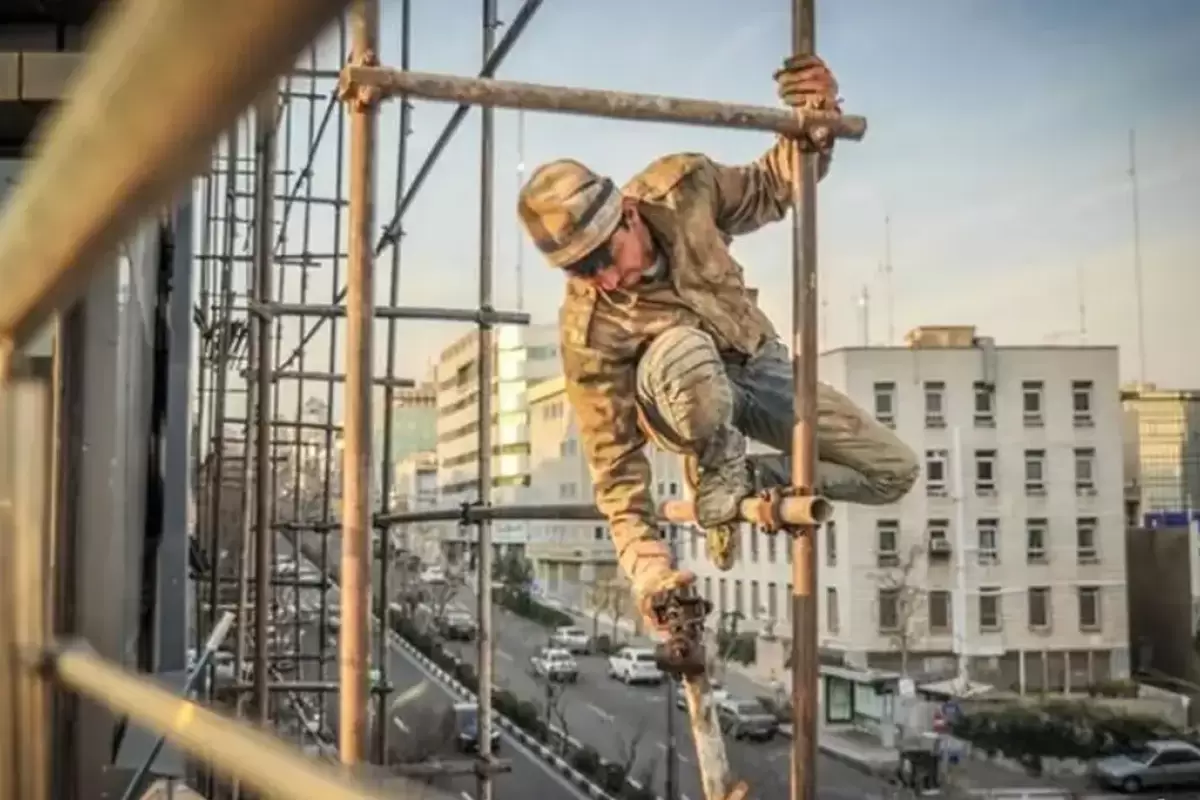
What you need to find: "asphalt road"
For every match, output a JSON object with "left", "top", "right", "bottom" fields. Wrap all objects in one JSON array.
[
  {"left": 441, "top": 592, "right": 897, "bottom": 800},
  {"left": 274, "top": 536, "right": 591, "bottom": 800}
]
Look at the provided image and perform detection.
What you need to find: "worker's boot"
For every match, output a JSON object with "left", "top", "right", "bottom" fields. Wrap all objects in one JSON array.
[
  {"left": 638, "top": 570, "right": 711, "bottom": 678},
  {"left": 683, "top": 426, "right": 751, "bottom": 571}
]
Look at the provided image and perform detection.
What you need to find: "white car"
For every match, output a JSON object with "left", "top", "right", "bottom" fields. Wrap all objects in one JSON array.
[
  {"left": 549, "top": 625, "right": 591, "bottom": 654},
  {"left": 420, "top": 566, "right": 447, "bottom": 585},
  {"left": 530, "top": 647, "right": 579, "bottom": 682},
  {"left": 607, "top": 647, "right": 663, "bottom": 685}
]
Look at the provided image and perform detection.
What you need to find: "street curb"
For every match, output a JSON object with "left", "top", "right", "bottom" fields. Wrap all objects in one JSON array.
[{"left": 387, "top": 630, "right": 628, "bottom": 800}]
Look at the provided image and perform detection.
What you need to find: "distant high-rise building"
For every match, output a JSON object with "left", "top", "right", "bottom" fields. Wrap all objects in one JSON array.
[{"left": 1121, "top": 384, "right": 1200, "bottom": 528}]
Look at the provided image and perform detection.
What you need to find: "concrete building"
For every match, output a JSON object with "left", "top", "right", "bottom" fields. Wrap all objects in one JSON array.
[
  {"left": 1121, "top": 384, "right": 1200, "bottom": 528},
  {"left": 678, "top": 326, "right": 1131, "bottom": 692},
  {"left": 524, "top": 374, "right": 687, "bottom": 608},
  {"left": 434, "top": 323, "right": 560, "bottom": 558}
]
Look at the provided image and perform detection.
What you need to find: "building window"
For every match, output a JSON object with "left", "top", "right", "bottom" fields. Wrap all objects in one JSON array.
[
  {"left": 876, "top": 519, "right": 899, "bottom": 566},
  {"left": 826, "top": 587, "right": 839, "bottom": 633},
  {"left": 704, "top": 577, "right": 712, "bottom": 605},
  {"left": 1079, "top": 586, "right": 1101, "bottom": 630},
  {"left": 926, "top": 449, "right": 948, "bottom": 496},
  {"left": 1028, "top": 587, "right": 1050, "bottom": 630},
  {"left": 977, "top": 518, "right": 999, "bottom": 565},
  {"left": 1072, "top": 380, "right": 1094, "bottom": 427},
  {"left": 973, "top": 381, "right": 995, "bottom": 427},
  {"left": 878, "top": 588, "right": 899, "bottom": 632},
  {"left": 786, "top": 583, "right": 793, "bottom": 622},
  {"left": 690, "top": 530, "right": 699, "bottom": 560},
  {"left": 1022, "top": 380, "right": 1044, "bottom": 426},
  {"left": 750, "top": 527, "right": 760, "bottom": 563},
  {"left": 825, "top": 521, "right": 837, "bottom": 567},
  {"left": 928, "top": 519, "right": 951, "bottom": 558},
  {"left": 733, "top": 580, "right": 743, "bottom": 615},
  {"left": 750, "top": 581, "right": 761, "bottom": 617},
  {"left": 1077, "top": 517, "right": 1098, "bottom": 563},
  {"left": 924, "top": 381, "right": 946, "bottom": 428},
  {"left": 1026, "top": 518, "right": 1048, "bottom": 563},
  {"left": 979, "top": 587, "right": 1001, "bottom": 631},
  {"left": 594, "top": 526, "right": 604, "bottom": 541},
  {"left": 766, "top": 529, "right": 777, "bottom": 564},
  {"left": 1024, "top": 449, "right": 1046, "bottom": 495},
  {"left": 718, "top": 579, "right": 727, "bottom": 618},
  {"left": 975, "top": 449, "right": 997, "bottom": 494},
  {"left": 767, "top": 582, "right": 778, "bottom": 621},
  {"left": 873, "top": 381, "right": 896, "bottom": 427},
  {"left": 926, "top": 590, "right": 950, "bottom": 633},
  {"left": 559, "top": 483, "right": 578, "bottom": 499},
  {"left": 1074, "top": 447, "right": 1096, "bottom": 494},
  {"left": 669, "top": 482, "right": 678, "bottom": 496}
]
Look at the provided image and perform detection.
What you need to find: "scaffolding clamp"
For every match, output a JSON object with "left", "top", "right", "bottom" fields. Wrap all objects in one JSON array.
[
  {"left": 338, "top": 50, "right": 383, "bottom": 112},
  {"left": 747, "top": 486, "right": 831, "bottom": 534}
]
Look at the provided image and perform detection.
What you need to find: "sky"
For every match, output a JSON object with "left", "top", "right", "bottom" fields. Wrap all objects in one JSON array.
[{"left": 213, "top": 0, "right": 1200, "bottom": 420}]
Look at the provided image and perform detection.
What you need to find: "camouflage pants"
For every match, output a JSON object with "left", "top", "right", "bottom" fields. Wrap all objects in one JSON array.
[{"left": 636, "top": 327, "right": 918, "bottom": 505}]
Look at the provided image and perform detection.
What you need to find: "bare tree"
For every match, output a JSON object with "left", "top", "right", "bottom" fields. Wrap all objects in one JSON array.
[
  {"left": 541, "top": 676, "right": 573, "bottom": 755},
  {"left": 869, "top": 545, "right": 925, "bottom": 675},
  {"left": 612, "top": 716, "right": 649, "bottom": 783}
]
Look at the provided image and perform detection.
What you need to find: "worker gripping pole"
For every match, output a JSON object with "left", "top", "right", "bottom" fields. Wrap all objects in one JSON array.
[
  {"left": 339, "top": 0, "right": 379, "bottom": 766},
  {"left": 789, "top": 1, "right": 821, "bottom": 800}
]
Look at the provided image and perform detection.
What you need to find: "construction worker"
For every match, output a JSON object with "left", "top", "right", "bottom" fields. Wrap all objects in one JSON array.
[{"left": 517, "top": 56, "right": 919, "bottom": 634}]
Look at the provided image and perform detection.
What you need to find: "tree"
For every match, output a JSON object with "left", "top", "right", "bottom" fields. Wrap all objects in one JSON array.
[
  {"left": 493, "top": 550, "right": 534, "bottom": 596},
  {"left": 540, "top": 675, "right": 573, "bottom": 755},
  {"left": 608, "top": 715, "right": 650, "bottom": 793},
  {"left": 869, "top": 545, "right": 925, "bottom": 675}
]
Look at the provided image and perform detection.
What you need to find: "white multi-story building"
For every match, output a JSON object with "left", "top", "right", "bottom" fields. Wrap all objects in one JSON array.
[
  {"left": 387, "top": 450, "right": 442, "bottom": 563},
  {"left": 434, "top": 323, "right": 560, "bottom": 557},
  {"left": 678, "top": 326, "right": 1130, "bottom": 692}
]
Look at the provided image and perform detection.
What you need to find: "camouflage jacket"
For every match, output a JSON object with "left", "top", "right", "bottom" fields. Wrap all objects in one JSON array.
[{"left": 559, "top": 138, "right": 831, "bottom": 575}]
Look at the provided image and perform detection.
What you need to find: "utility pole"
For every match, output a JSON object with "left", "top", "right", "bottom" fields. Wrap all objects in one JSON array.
[
  {"left": 857, "top": 284, "right": 870, "bottom": 347},
  {"left": 881, "top": 213, "right": 895, "bottom": 345},
  {"left": 515, "top": 110, "right": 526, "bottom": 312},
  {"left": 950, "top": 426, "right": 970, "bottom": 692},
  {"left": 1128, "top": 129, "right": 1147, "bottom": 383}
]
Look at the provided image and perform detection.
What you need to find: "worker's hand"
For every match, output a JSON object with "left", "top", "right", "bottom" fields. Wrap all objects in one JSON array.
[
  {"left": 774, "top": 54, "right": 841, "bottom": 150},
  {"left": 774, "top": 54, "right": 840, "bottom": 112}
]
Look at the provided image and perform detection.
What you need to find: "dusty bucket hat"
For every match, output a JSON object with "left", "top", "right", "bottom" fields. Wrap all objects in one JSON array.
[{"left": 517, "top": 159, "right": 622, "bottom": 270}]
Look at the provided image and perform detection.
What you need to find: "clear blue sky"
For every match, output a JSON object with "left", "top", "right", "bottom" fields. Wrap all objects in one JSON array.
[{"left": 264, "top": 0, "right": 1200, "bottom": 415}]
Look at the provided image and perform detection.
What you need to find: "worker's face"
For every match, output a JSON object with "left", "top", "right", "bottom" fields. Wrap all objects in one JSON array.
[{"left": 590, "top": 207, "right": 654, "bottom": 292}]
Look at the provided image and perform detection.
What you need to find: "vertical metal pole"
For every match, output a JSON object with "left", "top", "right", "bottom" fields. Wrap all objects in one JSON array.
[
  {"left": 476, "top": 0, "right": 498, "bottom": 797},
  {"left": 664, "top": 528, "right": 679, "bottom": 800},
  {"left": 788, "top": 1, "right": 820, "bottom": 799},
  {"left": 1127, "top": 129, "right": 1147, "bottom": 385},
  {"left": 374, "top": 0, "right": 412, "bottom": 765},
  {"left": 342, "top": 0, "right": 378, "bottom": 765},
  {"left": 253, "top": 84, "right": 278, "bottom": 725}
]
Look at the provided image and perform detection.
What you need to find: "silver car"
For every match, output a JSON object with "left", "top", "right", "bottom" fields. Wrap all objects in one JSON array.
[
  {"left": 1090, "top": 739, "right": 1200, "bottom": 793},
  {"left": 716, "top": 697, "right": 778, "bottom": 742}
]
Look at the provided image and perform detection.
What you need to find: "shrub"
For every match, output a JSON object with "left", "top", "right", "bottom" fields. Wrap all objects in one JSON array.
[
  {"left": 1088, "top": 679, "right": 1139, "bottom": 699},
  {"left": 570, "top": 745, "right": 601, "bottom": 776},
  {"left": 717, "top": 631, "right": 757, "bottom": 665},
  {"left": 598, "top": 763, "right": 628, "bottom": 794},
  {"left": 492, "top": 587, "right": 574, "bottom": 628}
]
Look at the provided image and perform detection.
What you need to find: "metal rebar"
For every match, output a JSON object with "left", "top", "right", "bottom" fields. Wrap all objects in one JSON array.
[
  {"left": 476, "top": 3, "right": 498, "bottom": 796},
  {"left": 44, "top": 643, "right": 397, "bottom": 800},
  {"left": 264, "top": 302, "right": 530, "bottom": 325},
  {"left": 374, "top": 0, "right": 412, "bottom": 765},
  {"left": 789, "top": 1, "right": 820, "bottom": 798},
  {"left": 253, "top": 83, "right": 279, "bottom": 726},
  {"left": 348, "top": 67, "right": 866, "bottom": 141},
  {"left": 341, "top": 0, "right": 379, "bottom": 766},
  {"left": 375, "top": 0, "right": 546, "bottom": 253},
  {"left": 0, "top": 0, "right": 352, "bottom": 348}
]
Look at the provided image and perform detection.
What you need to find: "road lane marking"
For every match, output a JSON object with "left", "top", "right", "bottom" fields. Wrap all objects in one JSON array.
[
  {"left": 585, "top": 703, "right": 614, "bottom": 722},
  {"left": 496, "top": 650, "right": 513, "bottom": 661},
  {"left": 460, "top": 793, "right": 472, "bottom": 800},
  {"left": 392, "top": 717, "right": 410, "bottom": 734},
  {"left": 656, "top": 741, "right": 690, "bottom": 763}
]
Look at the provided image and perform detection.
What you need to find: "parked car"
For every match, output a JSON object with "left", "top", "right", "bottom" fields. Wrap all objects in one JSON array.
[
  {"left": 1090, "top": 739, "right": 1200, "bottom": 793},
  {"left": 549, "top": 625, "right": 591, "bottom": 654},
  {"left": 675, "top": 680, "right": 729, "bottom": 710},
  {"left": 716, "top": 697, "right": 778, "bottom": 741},
  {"left": 530, "top": 647, "right": 579, "bottom": 682},
  {"left": 607, "top": 647, "right": 663, "bottom": 685},
  {"left": 420, "top": 565, "right": 447, "bottom": 585},
  {"left": 453, "top": 702, "right": 501, "bottom": 754},
  {"left": 440, "top": 610, "right": 477, "bottom": 641}
]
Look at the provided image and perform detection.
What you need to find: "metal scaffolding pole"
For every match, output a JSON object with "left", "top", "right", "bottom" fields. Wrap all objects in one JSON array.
[
  {"left": 476, "top": 1, "right": 499, "bottom": 797},
  {"left": 340, "top": 0, "right": 380, "bottom": 766},
  {"left": 253, "top": 83, "right": 280, "bottom": 725},
  {"left": 374, "top": 0, "right": 413, "bottom": 765},
  {"left": 789, "top": 1, "right": 821, "bottom": 799}
]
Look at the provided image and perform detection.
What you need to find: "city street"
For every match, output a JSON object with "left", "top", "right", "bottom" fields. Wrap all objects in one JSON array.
[{"left": 275, "top": 536, "right": 592, "bottom": 800}]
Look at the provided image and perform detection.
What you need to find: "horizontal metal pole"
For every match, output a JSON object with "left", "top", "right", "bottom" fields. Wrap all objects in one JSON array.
[
  {"left": 263, "top": 302, "right": 531, "bottom": 326},
  {"left": 346, "top": 67, "right": 867, "bottom": 140},
  {"left": 44, "top": 641, "right": 396, "bottom": 799},
  {"left": 269, "top": 370, "right": 415, "bottom": 389},
  {"left": 224, "top": 417, "right": 343, "bottom": 431},
  {"left": 0, "top": 0, "right": 352, "bottom": 346},
  {"left": 274, "top": 521, "right": 342, "bottom": 533},
  {"left": 377, "top": 502, "right": 607, "bottom": 526},
  {"left": 389, "top": 759, "right": 512, "bottom": 778},
  {"left": 227, "top": 681, "right": 393, "bottom": 694},
  {"left": 660, "top": 494, "right": 833, "bottom": 528}
]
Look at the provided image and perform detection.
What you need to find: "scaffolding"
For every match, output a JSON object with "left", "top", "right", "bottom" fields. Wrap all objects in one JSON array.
[{"left": 0, "top": 1, "right": 865, "bottom": 799}]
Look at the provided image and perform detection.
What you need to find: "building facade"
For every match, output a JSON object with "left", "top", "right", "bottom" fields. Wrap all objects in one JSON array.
[
  {"left": 678, "top": 327, "right": 1131, "bottom": 692},
  {"left": 1121, "top": 384, "right": 1200, "bottom": 527},
  {"left": 434, "top": 323, "right": 560, "bottom": 555}
]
